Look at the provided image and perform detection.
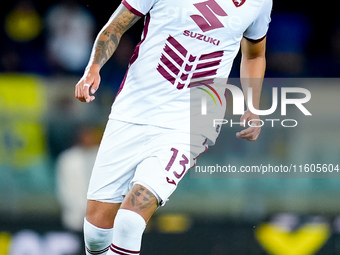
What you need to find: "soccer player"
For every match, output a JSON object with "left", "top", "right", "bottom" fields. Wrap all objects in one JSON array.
[{"left": 75, "top": 0, "right": 272, "bottom": 254}]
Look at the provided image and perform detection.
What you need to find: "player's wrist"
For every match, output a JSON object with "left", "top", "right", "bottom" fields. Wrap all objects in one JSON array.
[{"left": 85, "top": 64, "right": 101, "bottom": 74}]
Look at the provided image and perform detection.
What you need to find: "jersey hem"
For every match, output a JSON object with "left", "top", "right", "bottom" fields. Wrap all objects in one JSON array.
[
  {"left": 108, "top": 115, "right": 217, "bottom": 145},
  {"left": 108, "top": 115, "right": 189, "bottom": 131},
  {"left": 243, "top": 34, "right": 267, "bottom": 43}
]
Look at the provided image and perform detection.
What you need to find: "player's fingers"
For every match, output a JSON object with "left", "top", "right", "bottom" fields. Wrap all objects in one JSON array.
[
  {"left": 240, "top": 115, "right": 248, "bottom": 127},
  {"left": 236, "top": 126, "right": 261, "bottom": 140},
  {"left": 246, "top": 128, "right": 260, "bottom": 141},
  {"left": 82, "top": 83, "right": 91, "bottom": 102},
  {"left": 83, "top": 78, "right": 94, "bottom": 103},
  {"left": 237, "top": 126, "right": 254, "bottom": 137},
  {"left": 236, "top": 131, "right": 252, "bottom": 139},
  {"left": 90, "top": 76, "right": 101, "bottom": 95},
  {"left": 75, "top": 80, "right": 86, "bottom": 102},
  {"left": 239, "top": 111, "right": 254, "bottom": 127},
  {"left": 246, "top": 129, "right": 261, "bottom": 141},
  {"left": 236, "top": 133, "right": 257, "bottom": 141},
  {"left": 246, "top": 132, "right": 260, "bottom": 141}
]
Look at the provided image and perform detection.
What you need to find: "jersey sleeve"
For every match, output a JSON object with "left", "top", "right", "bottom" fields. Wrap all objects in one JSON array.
[
  {"left": 122, "top": 0, "right": 158, "bottom": 17},
  {"left": 243, "top": 0, "right": 272, "bottom": 41}
]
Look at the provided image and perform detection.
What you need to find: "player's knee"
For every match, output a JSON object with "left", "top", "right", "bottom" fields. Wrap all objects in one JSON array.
[
  {"left": 108, "top": 209, "right": 146, "bottom": 252},
  {"left": 113, "top": 209, "right": 146, "bottom": 240},
  {"left": 83, "top": 218, "right": 113, "bottom": 254},
  {"left": 86, "top": 200, "right": 119, "bottom": 229}
]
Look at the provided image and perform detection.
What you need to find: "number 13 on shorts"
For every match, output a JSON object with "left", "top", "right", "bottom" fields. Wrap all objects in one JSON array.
[{"left": 165, "top": 148, "right": 190, "bottom": 186}]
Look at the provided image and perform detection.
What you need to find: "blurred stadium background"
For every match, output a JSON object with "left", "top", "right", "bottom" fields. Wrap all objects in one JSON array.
[{"left": 0, "top": 0, "right": 340, "bottom": 254}]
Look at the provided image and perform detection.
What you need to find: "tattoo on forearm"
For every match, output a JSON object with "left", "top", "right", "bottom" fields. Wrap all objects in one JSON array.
[
  {"left": 94, "top": 33, "right": 119, "bottom": 67},
  {"left": 91, "top": 5, "right": 140, "bottom": 67}
]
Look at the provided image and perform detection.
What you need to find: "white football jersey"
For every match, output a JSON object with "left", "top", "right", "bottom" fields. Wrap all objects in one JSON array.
[{"left": 109, "top": 0, "right": 272, "bottom": 143}]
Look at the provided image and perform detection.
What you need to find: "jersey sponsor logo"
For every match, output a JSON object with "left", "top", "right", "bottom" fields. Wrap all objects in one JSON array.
[
  {"left": 232, "top": 0, "right": 246, "bottom": 7},
  {"left": 157, "top": 36, "right": 223, "bottom": 90},
  {"left": 190, "top": 0, "right": 228, "bottom": 32},
  {"left": 183, "top": 30, "right": 221, "bottom": 46}
]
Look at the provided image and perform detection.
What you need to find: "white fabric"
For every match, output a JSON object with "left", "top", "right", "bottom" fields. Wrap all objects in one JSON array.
[
  {"left": 110, "top": 0, "right": 272, "bottom": 143},
  {"left": 121, "top": 0, "right": 158, "bottom": 16},
  {"left": 243, "top": 0, "right": 272, "bottom": 40},
  {"left": 108, "top": 209, "right": 146, "bottom": 254},
  {"left": 84, "top": 218, "right": 113, "bottom": 255},
  {"left": 87, "top": 119, "right": 208, "bottom": 205}
]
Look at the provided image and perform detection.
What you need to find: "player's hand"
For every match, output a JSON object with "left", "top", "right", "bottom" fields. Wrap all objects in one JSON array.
[
  {"left": 75, "top": 64, "right": 101, "bottom": 103},
  {"left": 236, "top": 109, "right": 261, "bottom": 142}
]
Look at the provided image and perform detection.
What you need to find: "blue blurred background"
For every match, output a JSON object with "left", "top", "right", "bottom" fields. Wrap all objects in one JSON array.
[{"left": 0, "top": 0, "right": 340, "bottom": 254}]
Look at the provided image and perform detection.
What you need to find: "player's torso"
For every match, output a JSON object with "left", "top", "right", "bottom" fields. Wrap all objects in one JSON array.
[
  {"left": 110, "top": 0, "right": 267, "bottom": 133},
  {"left": 149, "top": 0, "right": 263, "bottom": 45},
  {"left": 133, "top": 0, "right": 265, "bottom": 89}
]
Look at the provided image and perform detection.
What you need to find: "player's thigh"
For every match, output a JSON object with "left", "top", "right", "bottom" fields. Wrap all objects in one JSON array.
[
  {"left": 131, "top": 130, "right": 208, "bottom": 206},
  {"left": 120, "top": 184, "right": 158, "bottom": 223},
  {"left": 86, "top": 200, "right": 121, "bottom": 229}
]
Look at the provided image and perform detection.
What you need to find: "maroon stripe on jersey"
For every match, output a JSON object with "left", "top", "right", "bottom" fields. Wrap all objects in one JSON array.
[
  {"left": 192, "top": 69, "right": 218, "bottom": 79},
  {"left": 167, "top": 36, "right": 188, "bottom": 57},
  {"left": 114, "top": 13, "right": 151, "bottom": 101},
  {"left": 157, "top": 37, "right": 224, "bottom": 89},
  {"left": 160, "top": 54, "right": 180, "bottom": 75},
  {"left": 122, "top": 0, "right": 144, "bottom": 17},
  {"left": 129, "top": 14, "right": 151, "bottom": 65},
  {"left": 164, "top": 44, "right": 184, "bottom": 66},
  {"left": 177, "top": 83, "right": 185, "bottom": 90},
  {"left": 199, "top": 51, "right": 223, "bottom": 60},
  {"left": 188, "top": 55, "right": 196, "bottom": 62},
  {"left": 114, "top": 69, "right": 128, "bottom": 102},
  {"left": 196, "top": 59, "right": 222, "bottom": 70},
  {"left": 157, "top": 65, "right": 176, "bottom": 85},
  {"left": 193, "top": 138, "right": 209, "bottom": 161},
  {"left": 110, "top": 244, "right": 140, "bottom": 254},
  {"left": 180, "top": 73, "right": 189, "bottom": 81},
  {"left": 188, "top": 79, "right": 215, "bottom": 88},
  {"left": 185, "top": 63, "right": 193, "bottom": 72}
]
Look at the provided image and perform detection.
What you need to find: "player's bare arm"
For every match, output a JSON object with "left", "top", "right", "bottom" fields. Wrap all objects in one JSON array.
[
  {"left": 237, "top": 37, "right": 267, "bottom": 141},
  {"left": 75, "top": 4, "right": 141, "bottom": 103}
]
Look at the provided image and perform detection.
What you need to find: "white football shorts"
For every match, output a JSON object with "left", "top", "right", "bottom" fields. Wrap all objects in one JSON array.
[{"left": 87, "top": 119, "right": 209, "bottom": 206}]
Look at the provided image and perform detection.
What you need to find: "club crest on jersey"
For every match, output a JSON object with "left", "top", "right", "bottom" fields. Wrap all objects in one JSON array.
[{"left": 232, "top": 0, "right": 246, "bottom": 7}]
